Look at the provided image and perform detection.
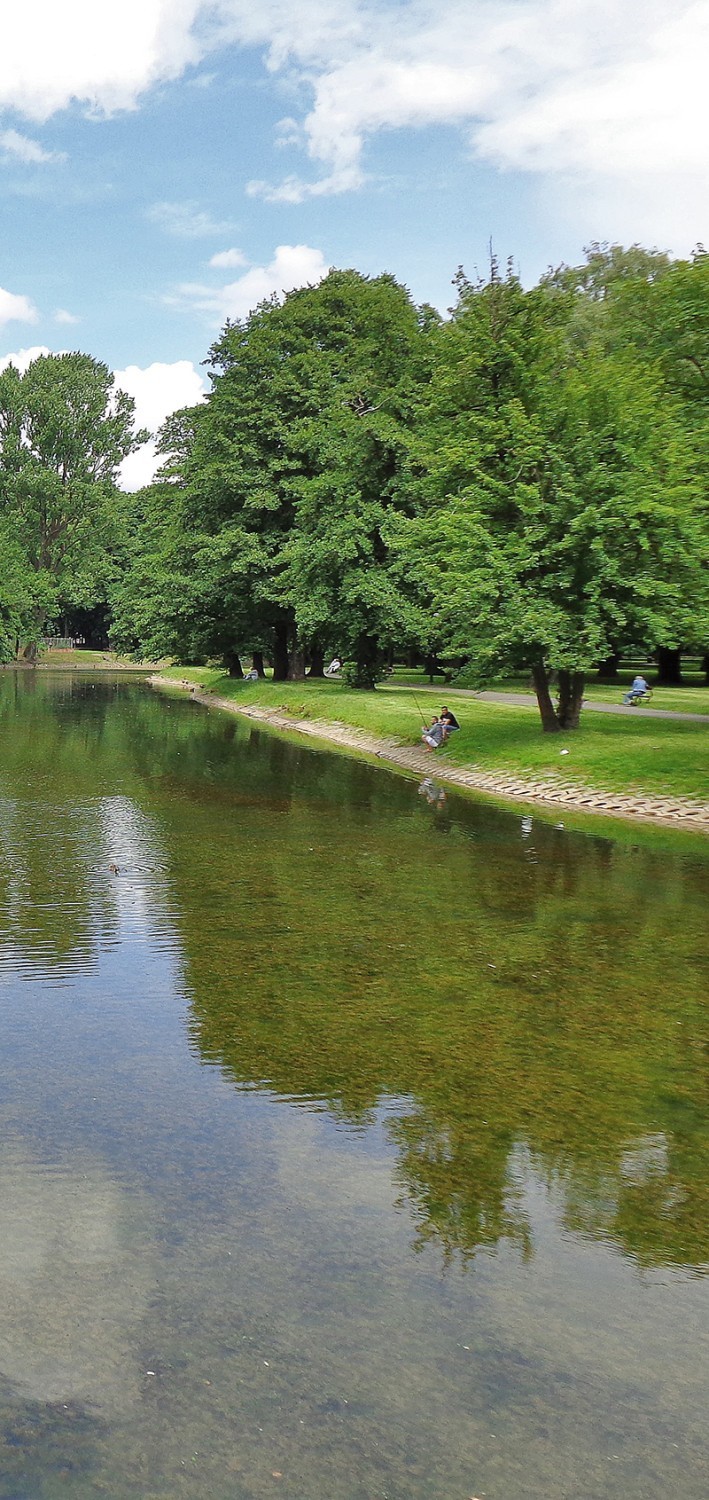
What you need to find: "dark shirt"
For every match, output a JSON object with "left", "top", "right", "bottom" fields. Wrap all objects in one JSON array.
[{"left": 441, "top": 710, "right": 460, "bottom": 730}]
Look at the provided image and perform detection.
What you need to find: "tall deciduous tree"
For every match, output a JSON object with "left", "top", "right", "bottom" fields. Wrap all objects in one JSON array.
[
  {"left": 397, "top": 263, "right": 708, "bottom": 729},
  {"left": 153, "top": 270, "right": 433, "bottom": 683},
  {"left": 0, "top": 352, "right": 146, "bottom": 655}
]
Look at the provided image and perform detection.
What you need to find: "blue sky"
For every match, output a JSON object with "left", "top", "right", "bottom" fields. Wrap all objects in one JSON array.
[{"left": 0, "top": 0, "right": 707, "bottom": 486}]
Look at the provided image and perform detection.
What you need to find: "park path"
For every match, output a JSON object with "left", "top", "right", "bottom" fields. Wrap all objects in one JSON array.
[{"left": 404, "top": 684, "right": 709, "bottom": 724}]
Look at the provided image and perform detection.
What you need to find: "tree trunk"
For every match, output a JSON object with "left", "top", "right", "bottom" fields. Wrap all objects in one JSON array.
[
  {"left": 352, "top": 633, "right": 380, "bottom": 689},
  {"left": 20, "top": 605, "right": 46, "bottom": 663},
  {"left": 225, "top": 651, "right": 243, "bottom": 678},
  {"left": 556, "top": 670, "right": 585, "bottom": 729},
  {"left": 597, "top": 652, "right": 619, "bottom": 680},
  {"left": 424, "top": 652, "right": 437, "bottom": 684},
  {"left": 272, "top": 623, "right": 289, "bottom": 682},
  {"left": 287, "top": 629, "right": 306, "bottom": 681},
  {"left": 703, "top": 653, "right": 709, "bottom": 687},
  {"left": 252, "top": 650, "right": 266, "bottom": 679},
  {"left": 307, "top": 646, "right": 325, "bottom": 678},
  {"left": 531, "top": 660, "right": 561, "bottom": 732},
  {"left": 656, "top": 647, "right": 683, "bottom": 685}
]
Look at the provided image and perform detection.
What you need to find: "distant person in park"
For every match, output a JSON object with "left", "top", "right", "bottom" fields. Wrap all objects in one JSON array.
[
  {"left": 325, "top": 656, "right": 342, "bottom": 676},
  {"left": 244, "top": 668, "right": 259, "bottom": 681},
  {"left": 440, "top": 705, "right": 460, "bottom": 738},
  {"left": 623, "top": 674, "right": 649, "bottom": 704},
  {"left": 421, "top": 716, "right": 445, "bottom": 751}
]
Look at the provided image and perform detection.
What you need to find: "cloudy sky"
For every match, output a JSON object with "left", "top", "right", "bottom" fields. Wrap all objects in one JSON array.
[{"left": 0, "top": 0, "right": 707, "bottom": 486}]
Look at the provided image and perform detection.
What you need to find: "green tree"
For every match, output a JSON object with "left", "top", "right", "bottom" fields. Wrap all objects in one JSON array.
[
  {"left": 109, "top": 480, "right": 266, "bottom": 671},
  {"left": 0, "top": 521, "right": 54, "bottom": 660},
  {"left": 542, "top": 245, "right": 709, "bottom": 685},
  {"left": 397, "top": 263, "right": 708, "bottom": 729},
  {"left": 0, "top": 352, "right": 146, "bottom": 656},
  {"left": 150, "top": 270, "right": 433, "bottom": 683},
  {"left": 548, "top": 242, "right": 709, "bottom": 412}
]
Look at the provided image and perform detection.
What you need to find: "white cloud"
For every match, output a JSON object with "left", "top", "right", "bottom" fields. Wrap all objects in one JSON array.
[
  {"left": 233, "top": 0, "right": 709, "bottom": 241},
  {"left": 0, "top": 287, "right": 38, "bottom": 327},
  {"left": 147, "top": 199, "right": 236, "bottom": 238},
  {"left": 208, "top": 247, "right": 248, "bottom": 268},
  {"left": 234, "top": 0, "right": 709, "bottom": 246},
  {"left": 0, "top": 128, "right": 64, "bottom": 164},
  {"left": 0, "top": 1, "right": 706, "bottom": 247},
  {"left": 172, "top": 243, "right": 329, "bottom": 324},
  {"left": 114, "top": 359, "right": 208, "bottom": 490},
  {"left": 247, "top": 167, "right": 363, "bottom": 203},
  {"left": 0, "top": 344, "right": 51, "bottom": 375},
  {"left": 54, "top": 308, "right": 80, "bottom": 325},
  {"left": 0, "top": 0, "right": 207, "bottom": 120}
]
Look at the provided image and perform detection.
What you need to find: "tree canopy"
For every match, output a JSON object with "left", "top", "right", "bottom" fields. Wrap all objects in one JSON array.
[
  {"left": 1, "top": 249, "right": 707, "bottom": 727},
  {"left": 394, "top": 260, "right": 707, "bottom": 727},
  {"left": 0, "top": 352, "right": 145, "bottom": 655}
]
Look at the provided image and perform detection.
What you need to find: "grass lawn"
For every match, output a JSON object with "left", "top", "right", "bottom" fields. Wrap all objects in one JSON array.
[
  {"left": 579, "top": 682, "right": 709, "bottom": 715},
  {"left": 160, "top": 668, "right": 709, "bottom": 804},
  {"left": 368, "top": 667, "right": 709, "bottom": 716},
  {"left": 35, "top": 648, "right": 157, "bottom": 669}
]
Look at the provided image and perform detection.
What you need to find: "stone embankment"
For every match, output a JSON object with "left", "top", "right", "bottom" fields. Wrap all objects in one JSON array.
[{"left": 154, "top": 679, "right": 709, "bottom": 832}]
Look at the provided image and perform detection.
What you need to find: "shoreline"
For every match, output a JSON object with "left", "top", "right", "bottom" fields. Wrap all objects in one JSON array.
[
  {"left": 151, "top": 676, "right": 709, "bottom": 833},
  {"left": 0, "top": 661, "right": 158, "bottom": 673}
]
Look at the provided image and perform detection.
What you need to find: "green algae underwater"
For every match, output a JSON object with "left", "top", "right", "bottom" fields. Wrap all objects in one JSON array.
[{"left": 0, "top": 671, "right": 707, "bottom": 1500}]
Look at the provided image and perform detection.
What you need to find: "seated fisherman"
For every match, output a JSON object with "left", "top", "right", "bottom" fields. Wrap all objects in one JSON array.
[{"left": 421, "top": 716, "right": 445, "bottom": 751}]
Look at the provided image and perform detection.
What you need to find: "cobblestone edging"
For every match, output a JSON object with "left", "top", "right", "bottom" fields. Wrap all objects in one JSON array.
[{"left": 153, "top": 679, "right": 709, "bottom": 832}]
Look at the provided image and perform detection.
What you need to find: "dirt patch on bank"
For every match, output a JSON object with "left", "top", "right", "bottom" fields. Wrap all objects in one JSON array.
[{"left": 152, "top": 677, "right": 709, "bottom": 832}]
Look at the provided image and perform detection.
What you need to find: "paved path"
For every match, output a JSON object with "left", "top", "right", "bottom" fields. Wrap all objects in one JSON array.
[
  {"left": 476, "top": 690, "right": 709, "bottom": 723},
  {"left": 396, "top": 683, "right": 709, "bottom": 724}
]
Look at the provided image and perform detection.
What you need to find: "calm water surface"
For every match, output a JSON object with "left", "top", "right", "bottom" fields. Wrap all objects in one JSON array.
[{"left": 0, "top": 672, "right": 707, "bottom": 1499}]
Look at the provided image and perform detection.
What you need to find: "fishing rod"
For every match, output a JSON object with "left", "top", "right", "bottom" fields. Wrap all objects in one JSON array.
[{"left": 411, "top": 690, "right": 430, "bottom": 728}]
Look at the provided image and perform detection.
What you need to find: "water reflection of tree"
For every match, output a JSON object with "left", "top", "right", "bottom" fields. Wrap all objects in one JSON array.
[
  {"left": 389, "top": 1111, "right": 533, "bottom": 1264},
  {"left": 3, "top": 672, "right": 707, "bottom": 1274},
  {"left": 0, "top": 674, "right": 170, "bottom": 974},
  {"left": 163, "top": 740, "right": 708, "bottom": 1274}
]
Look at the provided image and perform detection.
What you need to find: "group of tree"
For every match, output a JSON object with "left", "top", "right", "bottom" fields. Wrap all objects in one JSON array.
[
  {"left": 1, "top": 244, "right": 708, "bottom": 729},
  {"left": 0, "top": 352, "right": 145, "bottom": 659}
]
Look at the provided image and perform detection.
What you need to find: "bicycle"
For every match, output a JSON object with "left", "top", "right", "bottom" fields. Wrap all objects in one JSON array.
[{"left": 622, "top": 687, "right": 654, "bottom": 706}]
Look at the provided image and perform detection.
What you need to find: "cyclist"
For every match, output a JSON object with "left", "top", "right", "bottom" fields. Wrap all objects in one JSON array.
[{"left": 623, "top": 674, "right": 650, "bottom": 704}]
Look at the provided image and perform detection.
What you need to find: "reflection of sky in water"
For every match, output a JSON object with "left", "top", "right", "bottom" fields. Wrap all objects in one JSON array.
[
  {"left": 0, "top": 792, "right": 177, "bottom": 983},
  {"left": 0, "top": 673, "right": 707, "bottom": 1499}
]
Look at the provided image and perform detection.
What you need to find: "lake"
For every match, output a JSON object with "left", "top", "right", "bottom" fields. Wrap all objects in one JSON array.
[{"left": 0, "top": 671, "right": 707, "bottom": 1499}]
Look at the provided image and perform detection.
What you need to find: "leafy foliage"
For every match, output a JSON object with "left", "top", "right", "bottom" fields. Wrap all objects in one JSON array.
[
  {"left": 394, "top": 258, "right": 709, "bottom": 726},
  {"left": 0, "top": 353, "right": 145, "bottom": 653},
  {"left": 2, "top": 253, "right": 707, "bottom": 727}
]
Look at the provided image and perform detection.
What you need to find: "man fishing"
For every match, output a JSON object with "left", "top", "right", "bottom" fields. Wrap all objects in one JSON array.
[{"left": 421, "top": 715, "right": 446, "bottom": 751}]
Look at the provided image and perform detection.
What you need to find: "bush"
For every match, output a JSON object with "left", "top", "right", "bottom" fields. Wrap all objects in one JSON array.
[{"left": 340, "top": 659, "right": 388, "bottom": 689}]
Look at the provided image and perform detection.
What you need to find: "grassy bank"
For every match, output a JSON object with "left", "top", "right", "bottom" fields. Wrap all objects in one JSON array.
[
  {"left": 161, "top": 668, "right": 709, "bottom": 804},
  {"left": 5, "top": 648, "right": 159, "bottom": 671}
]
